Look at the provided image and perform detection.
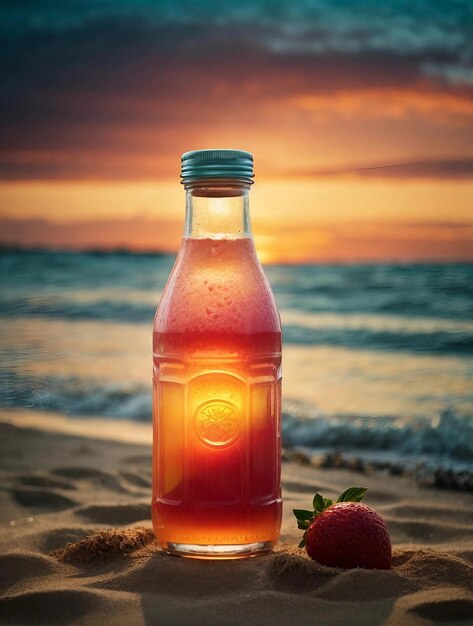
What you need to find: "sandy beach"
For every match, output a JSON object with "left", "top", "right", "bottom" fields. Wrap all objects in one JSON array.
[{"left": 1, "top": 411, "right": 472, "bottom": 626}]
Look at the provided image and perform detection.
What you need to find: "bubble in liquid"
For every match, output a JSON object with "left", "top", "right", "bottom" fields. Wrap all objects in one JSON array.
[{"left": 157, "top": 238, "right": 279, "bottom": 335}]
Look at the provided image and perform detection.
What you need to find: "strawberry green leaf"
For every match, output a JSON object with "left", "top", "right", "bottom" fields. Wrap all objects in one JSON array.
[
  {"left": 297, "top": 520, "right": 310, "bottom": 530},
  {"left": 298, "top": 535, "right": 306, "bottom": 549},
  {"left": 323, "top": 497, "right": 333, "bottom": 508},
  {"left": 336, "top": 487, "right": 367, "bottom": 503},
  {"left": 293, "top": 509, "right": 314, "bottom": 521},
  {"left": 312, "top": 493, "right": 326, "bottom": 512}
]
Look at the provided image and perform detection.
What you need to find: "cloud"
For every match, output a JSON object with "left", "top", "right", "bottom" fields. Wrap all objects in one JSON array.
[
  {"left": 0, "top": 216, "right": 182, "bottom": 251},
  {"left": 0, "top": 2, "right": 472, "bottom": 180},
  {"left": 290, "top": 89, "right": 473, "bottom": 120},
  {"left": 2, "top": 1, "right": 471, "bottom": 59},
  {"left": 298, "top": 158, "right": 473, "bottom": 180}
]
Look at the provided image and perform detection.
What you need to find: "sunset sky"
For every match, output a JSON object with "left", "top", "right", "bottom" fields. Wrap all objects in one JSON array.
[{"left": 0, "top": 0, "right": 472, "bottom": 262}]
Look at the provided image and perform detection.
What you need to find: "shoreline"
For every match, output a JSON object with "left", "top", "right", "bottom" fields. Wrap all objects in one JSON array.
[{"left": 2, "top": 408, "right": 472, "bottom": 493}]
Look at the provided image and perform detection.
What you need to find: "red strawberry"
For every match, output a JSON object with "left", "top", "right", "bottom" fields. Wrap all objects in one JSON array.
[{"left": 293, "top": 487, "right": 391, "bottom": 570}]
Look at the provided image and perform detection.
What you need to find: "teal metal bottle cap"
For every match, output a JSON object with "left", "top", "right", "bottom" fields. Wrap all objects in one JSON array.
[{"left": 181, "top": 149, "right": 254, "bottom": 183}]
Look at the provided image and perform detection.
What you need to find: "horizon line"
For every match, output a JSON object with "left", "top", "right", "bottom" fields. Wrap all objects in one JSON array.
[{"left": 2, "top": 244, "right": 473, "bottom": 266}]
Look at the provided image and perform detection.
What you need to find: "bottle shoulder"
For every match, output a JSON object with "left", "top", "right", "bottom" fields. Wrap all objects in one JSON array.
[{"left": 154, "top": 237, "right": 281, "bottom": 336}]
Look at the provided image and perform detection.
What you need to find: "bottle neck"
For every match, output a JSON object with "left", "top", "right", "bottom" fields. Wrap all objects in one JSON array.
[{"left": 183, "top": 178, "right": 252, "bottom": 238}]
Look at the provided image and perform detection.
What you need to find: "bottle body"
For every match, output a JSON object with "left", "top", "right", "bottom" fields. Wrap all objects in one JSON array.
[{"left": 152, "top": 234, "right": 282, "bottom": 558}]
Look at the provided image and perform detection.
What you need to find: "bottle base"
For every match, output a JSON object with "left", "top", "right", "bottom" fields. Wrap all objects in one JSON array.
[{"left": 162, "top": 540, "right": 274, "bottom": 560}]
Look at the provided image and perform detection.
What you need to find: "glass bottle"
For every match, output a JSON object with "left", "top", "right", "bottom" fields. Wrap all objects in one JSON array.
[{"left": 152, "top": 150, "right": 282, "bottom": 558}]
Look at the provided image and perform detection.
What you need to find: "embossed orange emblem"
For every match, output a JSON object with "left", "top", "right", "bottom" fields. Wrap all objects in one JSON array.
[{"left": 194, "top": 400, "right": 240, "bottom": 447}]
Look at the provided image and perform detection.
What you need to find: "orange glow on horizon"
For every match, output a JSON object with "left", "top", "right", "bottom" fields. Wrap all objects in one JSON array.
[{"left": 1, "top": 178, "right": 473, "bottom": 263}]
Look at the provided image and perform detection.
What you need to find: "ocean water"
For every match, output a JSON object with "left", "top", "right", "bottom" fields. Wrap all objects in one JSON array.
[{"left": 1, "top": 250, "right": 472, "bottom": 468}]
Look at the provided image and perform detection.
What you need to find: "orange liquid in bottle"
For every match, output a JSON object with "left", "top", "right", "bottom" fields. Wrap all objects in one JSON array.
[{"left": 152, "top": 237, "right": 282, "bottom": 557}]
